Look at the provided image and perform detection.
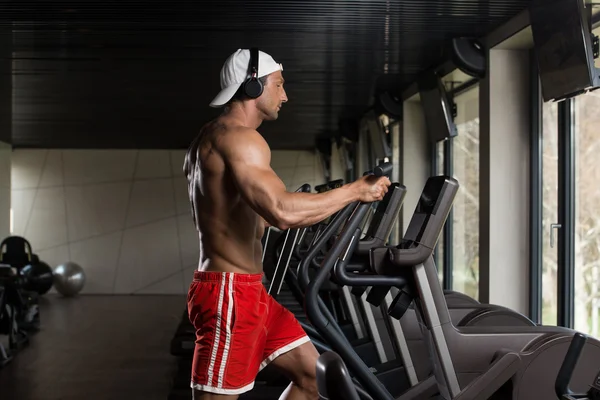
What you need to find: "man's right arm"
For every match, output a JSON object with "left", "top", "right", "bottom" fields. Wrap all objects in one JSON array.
[{"left": 219, "top": 128, "right": 388, "bottom": 230}]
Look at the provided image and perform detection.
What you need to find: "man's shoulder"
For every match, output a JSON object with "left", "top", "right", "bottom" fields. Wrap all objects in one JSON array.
[{"left": 217, "top": 125, "right": 269, "bottom": 152}]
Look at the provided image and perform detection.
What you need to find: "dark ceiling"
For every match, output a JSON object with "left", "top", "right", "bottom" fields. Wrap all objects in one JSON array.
[{"left": 0, "top": 0, "right": 532, "bottom": 150}]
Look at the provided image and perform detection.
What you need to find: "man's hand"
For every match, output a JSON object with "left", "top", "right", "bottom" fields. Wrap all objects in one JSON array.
[{"left": 350, "top": 175, "right": 392, "bottom": 203}]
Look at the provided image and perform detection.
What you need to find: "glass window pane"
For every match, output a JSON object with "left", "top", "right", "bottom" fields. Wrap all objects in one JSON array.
[
  {"left": 574, "top": 92, "right": 600, "bottom": 338},
  {"left": 542, "top": 101, "right": 559, "bottom": 326},
  {"left": 436, "top": 141, "right": 444, "bottom": 175},
  {"left": 451, "top": 86, "right": 480, "bottom": 300}
]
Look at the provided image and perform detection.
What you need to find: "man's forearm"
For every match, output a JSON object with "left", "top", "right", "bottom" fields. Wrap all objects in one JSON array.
[{"left": 278, "top": 185, "right": 359, "bottom": 229}]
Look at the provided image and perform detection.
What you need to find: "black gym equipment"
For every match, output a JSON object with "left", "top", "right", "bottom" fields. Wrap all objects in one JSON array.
[
  {"left": 316, "top": 351, "right": 361, "bottom": 400},
  {"left": 0, "top": 236, "right": 34, "bottom": 270},
  {"left": 293, "top": 163, "right": 418, "bottom": 397},
  {"left": 0, "top": 235, "right": 54, "bottom": 295},
  {"left": 20, "top": 261, "right": 54, "bottom": 295},
  {"left": 0, "top": 236, "right": 48, "bottom": 369},
  {"left": 374, "top": 91, "right": 403, "bottom": 120},
  {"left": 299, "top": 175, "right": 535, "bottom": 397},
  {"left": 316, "top": 176, "right": 600, "bottom": 400},
  {"left": 449, "top": 37, "right": 486, "bottom": 79},
  {"left": 555, "top": 333, "right": 600, "bottom": 400},
  {"left": 0, "top": 263, "right": 31, "bottom": 367}
]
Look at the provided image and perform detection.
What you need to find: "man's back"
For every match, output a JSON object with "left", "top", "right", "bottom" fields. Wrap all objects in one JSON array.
[{"left": 184, "top": 118, "right": 265, "bottom": 275}]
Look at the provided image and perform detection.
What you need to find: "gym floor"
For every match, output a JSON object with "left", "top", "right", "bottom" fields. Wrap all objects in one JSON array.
[{"left": 0, "top": 294, "right": 185, "bottom": 400}]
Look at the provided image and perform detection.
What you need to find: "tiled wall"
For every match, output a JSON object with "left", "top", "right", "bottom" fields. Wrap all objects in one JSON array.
[
  {"left": 10, "top": 148, "right": 324, "bottom": 294},
  {"left": 0, "top": 141, "right": 10, "bottom": 239}
]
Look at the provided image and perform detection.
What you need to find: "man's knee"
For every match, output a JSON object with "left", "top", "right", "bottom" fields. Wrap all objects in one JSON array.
[
  {"left": 298, "top": 370, "right": 318, "bottom": 393},
  {"left": 291, "top": 348, "right": 318, "bottom": 395}
]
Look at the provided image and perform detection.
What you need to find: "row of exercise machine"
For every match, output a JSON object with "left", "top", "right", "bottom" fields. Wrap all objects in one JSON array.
[
  {"left": 0, "top": 236, "right": 54, "bottom": 368},
  {"left": 169, "top": 162, "right": 600, "bottom": 399}
]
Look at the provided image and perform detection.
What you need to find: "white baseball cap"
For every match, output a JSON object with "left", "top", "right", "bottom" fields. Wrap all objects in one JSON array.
[{"left": 209, "top": 48, "right": 284, "bottom": 108}]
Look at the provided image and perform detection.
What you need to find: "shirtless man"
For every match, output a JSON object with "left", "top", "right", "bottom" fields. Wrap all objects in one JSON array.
[{"left": 184, "top": 48, "right": 391, "bottom": 400}]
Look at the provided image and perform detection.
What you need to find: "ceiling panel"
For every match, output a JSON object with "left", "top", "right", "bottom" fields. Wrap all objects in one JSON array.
[{"left": 0, "top": 0, "right": 532, "bottom": 149}]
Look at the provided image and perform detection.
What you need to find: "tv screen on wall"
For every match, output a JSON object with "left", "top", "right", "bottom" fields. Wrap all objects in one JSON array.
[{"left": 530, "top": 0, "right": 599, "bottom": 101}]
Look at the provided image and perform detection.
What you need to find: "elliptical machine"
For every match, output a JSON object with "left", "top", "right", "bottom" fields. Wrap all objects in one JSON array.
[{"left": 313, "top": 175, "right": 600, "bottom": 400}]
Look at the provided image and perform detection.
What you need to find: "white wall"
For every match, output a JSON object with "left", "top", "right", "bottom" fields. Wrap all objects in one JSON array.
[
  {"left": 10, "top": 148, "right": 323, "bottom": 295},
  {"left": 479, "top": 49, "right": 531, "bottom": 314},
  {"left": 0, "top": 141, "right": 10, "bottom": 238},
  {"left": 329, "top": 140, "right": 346, "bottom": 182}
]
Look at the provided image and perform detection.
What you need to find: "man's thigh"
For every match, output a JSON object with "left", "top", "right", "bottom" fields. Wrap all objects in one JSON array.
[
  {"left": 260, "top": 295, "right": 315, "bottom": 377},
  {"left": 268, "top": 341, "right": 319, "bottom": 383}
]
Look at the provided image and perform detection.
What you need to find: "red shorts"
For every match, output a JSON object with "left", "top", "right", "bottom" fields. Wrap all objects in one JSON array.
[{"left": 187, "top": 271, "right": 310, "bottom": 395}]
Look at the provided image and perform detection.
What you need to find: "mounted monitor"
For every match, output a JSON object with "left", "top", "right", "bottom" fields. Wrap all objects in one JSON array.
[
  {"left": 417, "top": 71, "right": 458, "bottom": 143},
  {"left": 530, "top": 0, "right": 600, "bottom": 102}
]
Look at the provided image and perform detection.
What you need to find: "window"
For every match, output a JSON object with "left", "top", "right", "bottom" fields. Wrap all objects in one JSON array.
[
  {"left": 451, "top": 85, "right": 480, "bottom": 299},
  {"left": 542, "top": 101, "right": 559, "bottom": 326},
  {"left": 573, "top": 92, "right": 600, "bottom": 337}
]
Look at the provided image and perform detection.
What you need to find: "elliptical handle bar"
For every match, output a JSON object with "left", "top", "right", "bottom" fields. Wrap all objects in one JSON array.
[
  {"left": 555, "top": 332, "right": 587, "bottom": 399},
  {"left": 364, "top": 161, "right": 393, "bottom": 178}
]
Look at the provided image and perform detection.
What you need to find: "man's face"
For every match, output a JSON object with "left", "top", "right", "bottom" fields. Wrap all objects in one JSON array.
[{"left": 256, "top": 71, "right": 288, "bottom": 121}]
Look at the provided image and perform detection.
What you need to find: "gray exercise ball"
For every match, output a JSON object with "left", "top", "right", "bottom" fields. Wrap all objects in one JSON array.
[{"left": 53, "top": 262, "right": 86, "bottom": 297}]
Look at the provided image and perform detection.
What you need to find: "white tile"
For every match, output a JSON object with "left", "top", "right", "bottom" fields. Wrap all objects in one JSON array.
[
  {"left": 135, "top": 271, "right": 185, "bottom": 295},
  {"left": 134, "top": 150, "right": 172, "bottom": 179},
  {"left": 273, "top": 167, "right": 295, "bottom": 185},
  {"left": 114, "top": 218, "right": 181, "bottom": 293},
  {"left": 271, "top": 151, "right": 299, "bottom": 169},
  {"left": 182, "top": 265, "right": 198, "bottom": 290},
  {"left": 39, "top": 150, "right": 63, "bottom": 188},
  {"left": 292, "top": 166, "right": 316, "bottom": 185},
  {"left": 173, "top": 177, "right": 192, "bottom": 216},
  {"left": 170, "top": 150, "right": 187, "bottom": 178},
  {"left": 24, "top": 187, "right": 68, "bottom": 250},
  {"left": 35, "top": 245, "right": 70, "bottom": 269},
  {"left": 11, "top": 149, "right": 48, "bottom": 189},
  {"left": 177, "top": 214, "right": 199, "bottom": 268},
  {"left": 0, "top": 145, "right": 11, "bottom": 189},
  {"left": 62, "top": 150, "right": 137, "bottom": 185},
  {"left": 10, "top": 189, "right": 36, "bottom": 236},
  {"left": 314, "top": 157, "right": 326, "bottom": 186},
  {"left": 0, "top": 187, "right": 10, "bottom": 238},
  {"left": 65, "top": 182, "right": 131, "bottom": 241},
  {"left": 69, "top": 232, "right": 123, "bottom": 294},
  {"left": 125, "top": 178, "right": 176, "bottom": 227},
  {"left": 296, "top": 151, "right": 317, "bottom": 167}
]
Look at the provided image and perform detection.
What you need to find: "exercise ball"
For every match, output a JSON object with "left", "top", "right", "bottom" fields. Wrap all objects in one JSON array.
[
  {"left": 21, "top": 261, "right": 54, "bottom": 295},
  {"left": 53, "top": 262, "right": 86, "bottom": 297}
]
